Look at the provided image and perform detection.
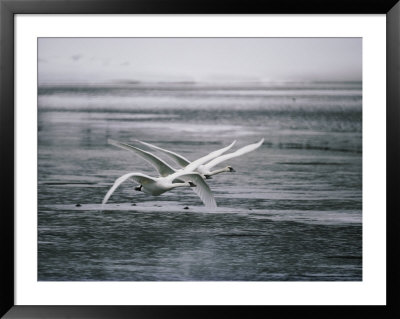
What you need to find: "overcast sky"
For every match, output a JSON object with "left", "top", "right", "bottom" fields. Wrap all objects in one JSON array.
[{"left": 38, "top": 38, "right": 361, "bottom": 84}]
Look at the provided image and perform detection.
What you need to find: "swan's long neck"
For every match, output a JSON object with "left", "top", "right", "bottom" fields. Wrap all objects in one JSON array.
[{"left": 209, "top": 167, "right": 231, "bottom": 176}]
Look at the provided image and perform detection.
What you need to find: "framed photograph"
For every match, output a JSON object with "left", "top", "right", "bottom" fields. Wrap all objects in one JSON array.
[{"left": 1, "top": 0, "right": 399, "bottom": 318}]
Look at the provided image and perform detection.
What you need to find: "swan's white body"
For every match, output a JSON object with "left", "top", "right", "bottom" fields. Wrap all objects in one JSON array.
[
  {"left": 138, "top": 138, "right": 264, "bottom": 177},
  {"left": 102, "top": 171, "right": 216, "bottom": 208},
  {"left": 103, "top": 140, "right": 236, "bottom": 208}
]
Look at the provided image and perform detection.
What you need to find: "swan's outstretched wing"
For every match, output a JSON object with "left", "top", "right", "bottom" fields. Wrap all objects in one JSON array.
[
  {"left": 137, "top": 140, "right": 191, "bottom": 168},
  {"left": 173, "top": 172, "right": 217, "bottom": 208},
  {"left": 108, "top": 139, "right": 176, "bottom": 177},
  {"left": 184, "top": 140, "right": 237, "bottom": 172},
  {"left": 204, "top": 138, "right": 264, "bottom": 170},
  {"left": 102, "top": 172, "right": 155, "bottom": 205}
]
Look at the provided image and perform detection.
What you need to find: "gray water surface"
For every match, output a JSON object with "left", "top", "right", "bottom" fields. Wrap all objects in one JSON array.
[{"left": 38, "top": 82, "right": 362, "bottom": 281}]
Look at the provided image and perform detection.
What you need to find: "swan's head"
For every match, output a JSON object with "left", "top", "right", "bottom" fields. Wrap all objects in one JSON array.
[
  {"left": 134, "top": 184, "right": 143, "bottom": 192},
  {"left": 204, "top": 175, "right": 212, "bottom": 179},
  {"left": 188, "top": 181, "right": 197, "bottom": 187},
  {"left": 227, "top": 166, "right": 235, "bottom": 172}
]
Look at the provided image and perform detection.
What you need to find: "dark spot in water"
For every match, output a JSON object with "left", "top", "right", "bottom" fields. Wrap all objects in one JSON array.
[
  {"left": 184, "top": 206, "right": 189, "bottom": 210},
  {"left": 75, "top": 204, "right": 81, "bottom": 207},
  {"left": 131, "top": 203, "right": 136, "bottom": 206}
]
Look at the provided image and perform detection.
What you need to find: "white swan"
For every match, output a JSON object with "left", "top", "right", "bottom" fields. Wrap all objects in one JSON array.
[
  {"left": 102, "top": 171, "right": 217, "bottom": 208},
  {"left": 104, "top": 140, "right": 236, "bottom": 208},
  {"left": 138, "top": 138, "right": 264, "bottom": 178}
]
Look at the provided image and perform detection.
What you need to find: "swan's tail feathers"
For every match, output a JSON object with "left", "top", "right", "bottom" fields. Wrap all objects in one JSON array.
[{"left": 174, "top": 173, "right": 217, "bottom": 209}]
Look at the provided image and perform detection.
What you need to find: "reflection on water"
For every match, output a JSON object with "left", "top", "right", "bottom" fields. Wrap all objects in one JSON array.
[{"left": 38, "top": 82, "right": 362, "bottom": 281}]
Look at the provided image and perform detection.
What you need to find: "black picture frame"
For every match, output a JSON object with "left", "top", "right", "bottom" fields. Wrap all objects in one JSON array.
[{"left": 1, "top": 1, "right": 399, "bottom": 318}]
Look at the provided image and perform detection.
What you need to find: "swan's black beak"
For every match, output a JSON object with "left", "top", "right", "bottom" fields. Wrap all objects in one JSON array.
[
  {"left": 204, "top": 175, "right": 212, "bottom": 179},
  {"left": 135, "top": 185, "right": 143, "bottom": 191},
  {"left": 228, "top": 166, "right": 236, "bottom": 172},
  {"left": 188, "top": 182, "right": 197, "bottom": 187}
]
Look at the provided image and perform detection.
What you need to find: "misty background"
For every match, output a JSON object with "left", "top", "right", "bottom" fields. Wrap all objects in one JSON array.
[{"left": 38, "top": 38, "right": 361, "bottom": 84}]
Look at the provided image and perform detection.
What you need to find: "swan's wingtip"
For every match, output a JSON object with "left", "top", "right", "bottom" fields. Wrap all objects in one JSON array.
[
  {"left": 205, "top": 202, "right": 218, "bottom": 210},
  {"left": 136, "top": 140, "right": 154, "bottom": 148},
  {"left": 107, "top": 138, "right": 120, "bottom": 146}
]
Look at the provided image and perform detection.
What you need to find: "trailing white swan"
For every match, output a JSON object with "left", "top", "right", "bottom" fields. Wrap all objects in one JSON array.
[
  {"left": 138, "top": 138, "right": 264, "bottom": 178},
  {"left": 102, "top": 171, "right": 216, "bottom": 208}
]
